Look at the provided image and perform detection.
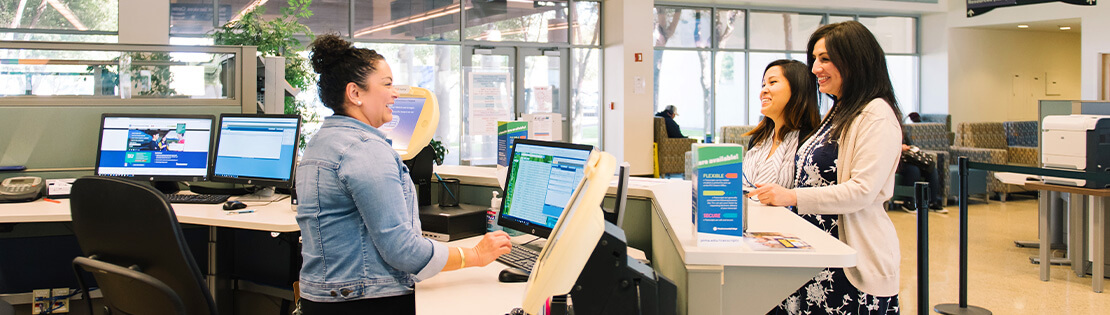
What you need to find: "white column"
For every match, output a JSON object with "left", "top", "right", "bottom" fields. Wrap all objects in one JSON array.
[
  {"left": 118, "top": 0, "right": 169, "bottom": 44},
  {"left": 602, "top": 0, "right": 654, "bottom": 176}
]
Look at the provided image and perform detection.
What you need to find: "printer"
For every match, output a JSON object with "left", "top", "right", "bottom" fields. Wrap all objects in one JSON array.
[{"left": 1042, "top": 115, "right": 1110, "bottom": 188}]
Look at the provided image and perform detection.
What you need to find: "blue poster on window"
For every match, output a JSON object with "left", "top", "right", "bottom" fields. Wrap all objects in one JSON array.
[{"left": 967, "top": 0, "right": 1096, "bottom": 17}]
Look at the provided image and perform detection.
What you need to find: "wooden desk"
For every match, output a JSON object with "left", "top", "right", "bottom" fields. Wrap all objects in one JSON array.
[{"left": 1025, "top": 181, "right": 1107, "bottom": 293}]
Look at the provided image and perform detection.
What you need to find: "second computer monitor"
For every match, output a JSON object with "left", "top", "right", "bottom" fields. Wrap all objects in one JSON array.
[
  {"left": 497, "top": 139, "right": 594, "bottom": 239},
  {"left": 209, "top": 114, "right": 302, "bottom": 188}
]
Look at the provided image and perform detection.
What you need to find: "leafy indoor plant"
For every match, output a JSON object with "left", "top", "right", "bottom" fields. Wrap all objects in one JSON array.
[{"left": 209, "top": 0, "right": 318, "bottom": 148}]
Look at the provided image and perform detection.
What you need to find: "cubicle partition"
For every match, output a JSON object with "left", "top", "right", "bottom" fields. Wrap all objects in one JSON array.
[
  {"left": 0, "top": 41, "right": 256, "bottom": 180},
  {"left": 0, "top": 41, "right": 257, "bottom": 309}
]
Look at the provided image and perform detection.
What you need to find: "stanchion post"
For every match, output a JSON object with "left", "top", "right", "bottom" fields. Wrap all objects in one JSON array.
[
  {"left": 935, "top": 157, "right": 992, "bottom": 314},
  {"left": 915, "top": 182, "right": 929, "bottom": 315}
]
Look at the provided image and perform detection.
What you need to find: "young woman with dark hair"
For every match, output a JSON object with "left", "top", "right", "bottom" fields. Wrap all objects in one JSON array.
[
  {"left": 741, "top": 59, "right": 820, "bottom": 189},
  {"left": 295, "top": 34, "right": 511, "bottom": 314},
  {"left": 748, "top": 21, "right": 904, "bottom": 314}
]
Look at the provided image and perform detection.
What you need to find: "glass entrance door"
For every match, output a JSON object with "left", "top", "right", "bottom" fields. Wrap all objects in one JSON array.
[{"left": 461, "top": 46, "right": 571, "bottom": 165}]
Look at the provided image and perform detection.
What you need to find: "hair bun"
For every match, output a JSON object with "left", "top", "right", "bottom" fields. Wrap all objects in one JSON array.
[{"left": 310, "top": 34, "right": 354, "bottom": 73}]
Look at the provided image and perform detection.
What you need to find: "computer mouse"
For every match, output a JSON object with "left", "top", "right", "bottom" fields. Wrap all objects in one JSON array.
[
  {"left": 498, "top": 267, "right": 530, "bottom": 283},
  {"left": 222, "top": 200, "right": 247, "bottom": 210}
]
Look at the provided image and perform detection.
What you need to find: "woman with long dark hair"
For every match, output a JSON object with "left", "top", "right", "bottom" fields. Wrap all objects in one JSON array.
[
  {"left": 749, "top": 21, "right": 904, "bottom": 314},
  {"left": 741, "top": 59, "right": 820, "bottom": 189}
]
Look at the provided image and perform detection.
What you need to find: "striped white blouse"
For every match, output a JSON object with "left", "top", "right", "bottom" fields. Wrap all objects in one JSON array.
[{"left": 742, "top": 129, "right": 801, "bottom": 189}]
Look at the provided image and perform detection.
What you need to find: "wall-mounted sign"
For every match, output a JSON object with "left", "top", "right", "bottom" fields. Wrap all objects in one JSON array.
[{"left": 967, "top": 0, "right": 1096, "bottom": 17}]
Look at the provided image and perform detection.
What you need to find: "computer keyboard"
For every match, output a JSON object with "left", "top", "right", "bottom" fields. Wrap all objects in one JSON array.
[
  {"left": 165, "top": 193, "right": 230, "bottom": 204},
  {"left": 497, "top": 243, "right": 539, "bottom": 273}
]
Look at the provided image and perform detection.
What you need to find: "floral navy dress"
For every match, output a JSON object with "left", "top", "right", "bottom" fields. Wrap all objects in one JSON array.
[{"left": 768, "top": 121, "right": 900, "bottom": 315}]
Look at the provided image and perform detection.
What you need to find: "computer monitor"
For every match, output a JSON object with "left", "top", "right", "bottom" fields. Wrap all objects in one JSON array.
[
  {"left": 380, "top": 86, "right": 440, "bottom": 160},
  {"left": 521, "top": 153, "right": 677, "bottom": 315},
  {"left": 521, "top": 150, "right": 613, "bottom": 314},
  {"left": 497, "top": 139, "right": 594, "bottom": 238},
  {"left": 209, "top": 114, "right": 301, "bottom": 192},
  {"left": 603, "top": 162, "right": 631, "bottom": 228},
  {"left": 94, "top": 113, "right": 216, "bottom": 192}
]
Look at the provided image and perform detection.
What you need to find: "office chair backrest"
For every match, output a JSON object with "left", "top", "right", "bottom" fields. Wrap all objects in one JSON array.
[
  {"left": 69, "top": 176, "right": 216, "bottom": 315},
  {"left": 72, "top": 257, "right": 186, "bottom": 315}
]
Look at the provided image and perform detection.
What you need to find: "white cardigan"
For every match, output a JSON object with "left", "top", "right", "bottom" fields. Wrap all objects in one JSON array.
[{"left": 795, "top": 98, "right": 903, "bottom": 297}]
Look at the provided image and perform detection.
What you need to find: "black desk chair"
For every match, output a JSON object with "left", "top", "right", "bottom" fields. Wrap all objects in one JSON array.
[
  {"left": 69, "top": 176, "right": 216, "bottom": 315},
  {"left": 72, "top": 257, "right": 186, "bottom": 315}
]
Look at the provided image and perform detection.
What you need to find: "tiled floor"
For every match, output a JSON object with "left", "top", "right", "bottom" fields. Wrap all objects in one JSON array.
[{"left": 889, "top": 197, "right": 1109, "bottom": 315}]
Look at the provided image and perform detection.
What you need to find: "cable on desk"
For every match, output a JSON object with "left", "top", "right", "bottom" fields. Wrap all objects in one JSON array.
[{"left": 521, "top": 236, "right": 542, "bottom": 246}]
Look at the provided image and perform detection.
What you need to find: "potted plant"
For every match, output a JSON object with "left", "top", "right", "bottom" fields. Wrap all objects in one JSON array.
[{"left": 209, "top": 0, "right": 318, "bottom": 149}]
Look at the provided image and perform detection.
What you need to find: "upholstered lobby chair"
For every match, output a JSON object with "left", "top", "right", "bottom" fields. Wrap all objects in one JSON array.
[
  {"left": 654, "top": 117, "right": 697, "bottom": 177},
  {"left": 950, "top": 122, "right": 1036, "bottom": 201},
  {"left": 894, "top": 123, "right": 954, "bottom": 206},
  {"left": 69, "top": 176, "right": 216, "bottom": 315},
  {"left": 718, "top": 125, "right": 757, "bottom": 148}
]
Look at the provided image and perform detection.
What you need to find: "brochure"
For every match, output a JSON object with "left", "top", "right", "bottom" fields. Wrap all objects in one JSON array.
[{"left": 744, "top": 232, "right": 814, "bottom": 251}]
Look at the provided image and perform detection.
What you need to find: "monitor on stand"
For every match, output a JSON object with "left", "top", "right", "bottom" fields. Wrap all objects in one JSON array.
[
  {"left": 604, "top": 162, "right": 631, "bottom": 228},
  {"left": 208, "top": 114, "right": 302, "bottom": 202},
  {"left": 94, "top": 114, "right": 216, "bottom": 194},
  {"left": 496, "top": 139, "right": 594, "bottom": 240},
  {"left": 385, "top": 86, "right": 440, "bottom": 206},
  {"left": 520, "top": 153, "right": 676, "bottom": 315}
]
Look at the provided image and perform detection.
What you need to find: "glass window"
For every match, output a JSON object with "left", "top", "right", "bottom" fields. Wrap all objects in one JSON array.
[
  {"left": 170, "top": 0, "right": 222, "bottom": 35},
  {"left": 354, "top": 0, "right": 460, "bottom": 41},
  {"left": 220, "top": 0, "right": 349, "bottom": 36},
  {"left": 655, "top": 49, "right": 710, "bottom": 139},
  {"left": 828, "top": 15, "right": 854, "bottom": 24},
  {"left": 0, "top": 48, "right": 235, "bottom": 99},
  {"left": 464, "top": 0, "right": 568, "bottom": 43},
  {"left": 353, "top": 42, "right": 463, "bottom": 164},
  {"left": 715, "top": 9, "right": 745, "bottom": 49},
  {"left": 653, "top": 6, "right": 710, "bottom": 48},
  {"left": 886, "top": 55, "right": 918, "bottom": 116},
  {"left": 0, "top": 33, "right": 116, "bottom": 42},
  {"left": 1, "top": 0, "right": 118, "bottom": 32},
  {"left": 714, "top": 52, "right": 746, "bottom": 133},
  {"left": 572, "top": 1, "right": 600, "bottom": 46},
  {"left": 572, "top": 48, "right": 599, "bottom": 146},
  {"left": 859, "top": 16, "right": 915, "bottom": 54},
  {"left": 749, "top": 12, "right": 821, "bottom": 51}
]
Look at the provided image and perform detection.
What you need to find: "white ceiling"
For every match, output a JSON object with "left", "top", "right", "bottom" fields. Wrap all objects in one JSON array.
[{"left": 972, "top": 18, "right": 1081, "bottom": 33}]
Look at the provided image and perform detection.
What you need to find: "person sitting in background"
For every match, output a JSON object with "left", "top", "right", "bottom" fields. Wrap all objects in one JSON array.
[
  {"left": 741, "top": 59, "right": 820, "bottom": 189},
  {"left": 655, "top": 105, "right": 687, "bottom": 138},
  {"left": 899, "top": 131, "right": 946, "bottom": 213},
  {"left": 906, "top": 111, "right": 921, "bottom": 124}
]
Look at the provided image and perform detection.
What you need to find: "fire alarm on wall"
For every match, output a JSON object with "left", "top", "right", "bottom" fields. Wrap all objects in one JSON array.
[{"left": 634, "top": 53, "right": 643, "bottom": 62}]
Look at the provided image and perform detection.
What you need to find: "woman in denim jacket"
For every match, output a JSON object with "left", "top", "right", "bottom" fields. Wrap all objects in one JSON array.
[{"left": 295, "top": 34, "right": 512, "bottom": 314}]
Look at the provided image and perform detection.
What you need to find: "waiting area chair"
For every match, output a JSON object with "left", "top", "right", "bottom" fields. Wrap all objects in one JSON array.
[
  {"left": 69, "top": 176, "right": 216, "bottom": 315},
  {"left": 654, "top": 117, "right": 697, "bottom": 177}
]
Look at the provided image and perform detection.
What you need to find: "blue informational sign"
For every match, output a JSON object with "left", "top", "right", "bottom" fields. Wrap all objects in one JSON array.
[
  {"left": 967, "top": 0, "right": 1095, "bottom": 17},
  {"left": 379, "top": 97, "right": 427, "bottom": 152}
]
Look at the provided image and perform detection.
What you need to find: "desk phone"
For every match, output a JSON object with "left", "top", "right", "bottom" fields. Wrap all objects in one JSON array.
[{"left": 0, "top": 176, "right": 45, "bottom": 203}]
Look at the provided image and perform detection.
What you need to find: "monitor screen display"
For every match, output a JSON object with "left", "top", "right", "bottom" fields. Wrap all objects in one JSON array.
[
  {"left": 210, "top": 114, "right": 301, "bottom": 187},
  {"left": 498, "top": 139, "right": 593, "bottom": 238},
  {"left": 378, "top": 96, "right": 426, "bottom": 152},
  {"left": 95, "top": 114, "right": 214, "bottom": 181}
]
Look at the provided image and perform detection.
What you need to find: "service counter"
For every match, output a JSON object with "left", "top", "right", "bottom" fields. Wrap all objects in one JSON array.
[{"left": 434, "top": 165, "right": 856, "bottom": 315}]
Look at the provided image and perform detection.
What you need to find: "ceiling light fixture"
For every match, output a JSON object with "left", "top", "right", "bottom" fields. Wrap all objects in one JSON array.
[
  {"left": 1017, "top": 24, "right": 1029, "bottom": 28},
  {"left": 230, "top": 0, "right": 270, "bottom": 23},
  {"left": 353, "top": 4, "right": 463, "bottom": 37},
  {"left": 1059, "top": 26, "right": 1072, "bottom": 30}
]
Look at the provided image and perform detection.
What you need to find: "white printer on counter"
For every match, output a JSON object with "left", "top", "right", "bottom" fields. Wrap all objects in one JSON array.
[{"left": 1042, "top": 114, "right": 1110, "bottom": 188}]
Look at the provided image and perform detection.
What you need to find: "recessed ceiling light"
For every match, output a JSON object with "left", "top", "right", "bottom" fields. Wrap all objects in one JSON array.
[
  {"left": 1059, "top": 26, "right": 1072, "bottom": 30},
  {"left": 1018, "top": 24, "right": 1029, "bottom": 28}
]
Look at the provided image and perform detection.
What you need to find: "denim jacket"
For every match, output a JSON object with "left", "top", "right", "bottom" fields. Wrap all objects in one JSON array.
[{"left": 295, "top": 115, "right": 447, "bottom": 302}]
